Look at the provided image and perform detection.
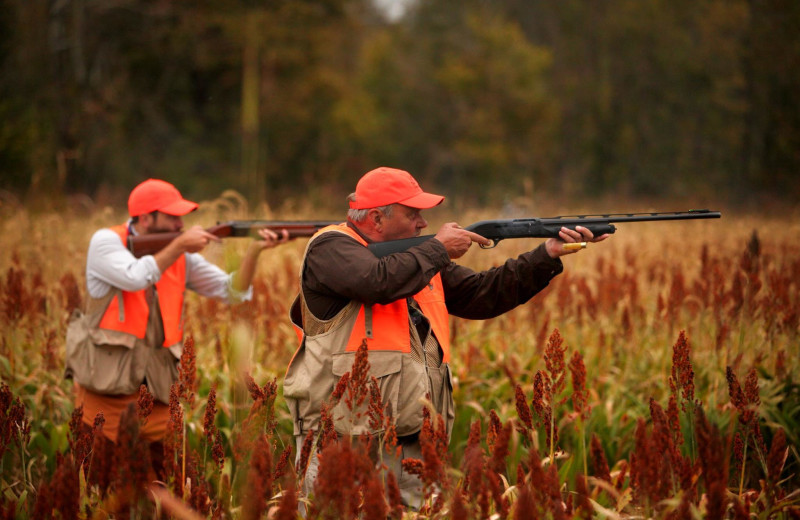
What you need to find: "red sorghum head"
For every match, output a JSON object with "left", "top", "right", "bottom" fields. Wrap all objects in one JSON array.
[
  {"left": 241, "top": 434, "right": 273, "bottom": 520},
  {"left": 136, "top": 384, "right": 154, "bottom": 425},
  {"left": 515, "top": 384, "right": 534, "bottom": 441},
  {"left": 273, "top": 477, "right": 299, "bottom": 520},
  {"left": 178, "top": 335, "right": 197, "bottom": 405},
  {"left": 670, "top": 330, "right": 695, "bottom": 411},
  {"left": 544, "top": 329, "right": 567, "bottom": 397},
  {"left": 568, "top": 351, "right": 589, "bottom": 420},
  {"left": 203, "top": 383, "right": 218, "bottom": 445},
  {"left": 590, "top": 434, "right": 611, "bottom": 483}
]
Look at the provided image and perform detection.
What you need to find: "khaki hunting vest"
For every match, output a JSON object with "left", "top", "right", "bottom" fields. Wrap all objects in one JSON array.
[{"left": 283, "top": 224, "right": 454, "bottom": 438}]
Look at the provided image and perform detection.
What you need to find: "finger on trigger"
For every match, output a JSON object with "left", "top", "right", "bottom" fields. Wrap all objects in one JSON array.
[{"left": 468, "top": 231, "right": 490, "bottom": 246}]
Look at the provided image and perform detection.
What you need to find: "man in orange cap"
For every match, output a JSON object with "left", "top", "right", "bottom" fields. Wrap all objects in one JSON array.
[
  {"left": 66, "top": 178, "right": 288, "bottom": 472},
  {"left": 283, "top": 167, "right": 607, "bottom": 509}
]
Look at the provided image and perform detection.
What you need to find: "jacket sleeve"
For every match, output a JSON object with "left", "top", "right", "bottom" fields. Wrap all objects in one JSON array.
[
  {"left": 441, "top": 243, "right": 563, "bottom": 319},
  {"left": 303, "top": 231, "right": 451, "bottom": 308}
]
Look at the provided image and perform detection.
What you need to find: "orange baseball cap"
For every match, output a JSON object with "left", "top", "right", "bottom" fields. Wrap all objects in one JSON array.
[
  {"left": 349, "top": 167, "right": 444, "bottom": 210},
  {"left": 128, "top": 179, "right": 199, "bottom": 217}
]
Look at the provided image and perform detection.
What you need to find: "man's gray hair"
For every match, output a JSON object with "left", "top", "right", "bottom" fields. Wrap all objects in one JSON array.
[{"left": 346, "top": 193, "right": 394, "bottom": 222}]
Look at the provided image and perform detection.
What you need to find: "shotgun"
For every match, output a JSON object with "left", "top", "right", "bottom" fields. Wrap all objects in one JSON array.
[
  {"left": 368, "top": 209, "right": 721, "bottom": 258},
  {"left": 127, "top": 220, "right": 339, "bottom": 258}
]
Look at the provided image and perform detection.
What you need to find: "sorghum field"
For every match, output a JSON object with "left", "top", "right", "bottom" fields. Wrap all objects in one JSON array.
[{"left": 1, "top": 195, "right": 798, "bottom": 519}]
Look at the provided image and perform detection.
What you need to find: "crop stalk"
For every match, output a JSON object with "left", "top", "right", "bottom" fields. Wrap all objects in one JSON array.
[
  {"left": 738, "top": 434, "right": 749, "bottom": 497},
  {"left": 550, "top": 408, "right": 556, "bottom": 465},
  {"left": 578, "top": 416, "right": 587, "bottom": 477},
  {"left": 182, "top": 417, "right": 187, "bottom": 499}
]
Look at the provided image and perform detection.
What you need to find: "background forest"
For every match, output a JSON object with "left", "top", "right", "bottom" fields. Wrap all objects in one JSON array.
[{"left": 1, "top": 0, "right": 799, "bottom": 212}]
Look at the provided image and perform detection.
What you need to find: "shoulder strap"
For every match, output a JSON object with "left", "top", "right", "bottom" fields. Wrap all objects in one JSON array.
[{"left": 84, "top": 289, "right": 121, "bottom": 326}]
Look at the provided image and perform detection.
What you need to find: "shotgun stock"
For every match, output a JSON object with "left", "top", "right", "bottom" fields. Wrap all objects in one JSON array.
[
  {"left": 368, "top": 209, "right": 721, "bottom": 258},
  {"left": 127, "top": 220, "right": 339, "bottom": 258}
]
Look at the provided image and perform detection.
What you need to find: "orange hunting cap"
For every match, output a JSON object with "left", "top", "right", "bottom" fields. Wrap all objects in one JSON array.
[
  {"left": 349, "top": 167, "right": 444, "bottom": 210},
  {"left": 128, "top": 179, "right": 199, "bottom": 217}
]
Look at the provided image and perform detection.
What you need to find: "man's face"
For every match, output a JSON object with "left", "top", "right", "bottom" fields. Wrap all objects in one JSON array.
[
  {"left": 141, "top": 211, "right": 184, "bottom": 234},
  {"left": 379, "top": 204, "right": 428, "bottom": 241}
]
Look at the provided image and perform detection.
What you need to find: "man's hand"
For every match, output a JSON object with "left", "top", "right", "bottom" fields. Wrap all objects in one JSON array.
[
  {"left": 545, "top": 225, "right": 609, "bottom": 258},
  {"left": 172, "top": 225, "right": 221, "bottom": 253},
  {"left": 151, "top": 225, "right": 219, "bottom": 272},
  {"left": 252, "top": 227, "right": 290, "bottom": 251},
  {"left": 434, "top": 222, "right": 493, "bottom": 259}
]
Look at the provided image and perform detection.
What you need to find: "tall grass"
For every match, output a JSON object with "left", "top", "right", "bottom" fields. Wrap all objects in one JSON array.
[{"left": 0, "top": 199, "right": 798, "bottom": 518}]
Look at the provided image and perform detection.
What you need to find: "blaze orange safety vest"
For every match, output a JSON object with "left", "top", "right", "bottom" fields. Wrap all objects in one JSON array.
[
  {"left": 97, "top": 224, "right": 186, "bottom": 347},
  {"left": 314, "top": 224, "right": 452, "bottom": 362}
]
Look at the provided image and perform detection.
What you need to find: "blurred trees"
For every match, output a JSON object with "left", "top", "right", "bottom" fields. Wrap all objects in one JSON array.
[
  {"left": 332, "top": 0, "right": 556, "bottom": 200},
  {"left": 508, "top": 0, "right": 754, "bottom": 198},
  {"left": 1, "top": 0, "right": 798, "bottom": 208}
]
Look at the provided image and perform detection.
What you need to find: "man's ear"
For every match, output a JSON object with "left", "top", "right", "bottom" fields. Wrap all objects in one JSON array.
[
  {"left": 137, "top": 211, "right": 159, "bottom": 232},
  {"left": 138, "top": 212, "right": 154, "bottom": 227},
  {"left": 367, "top": 208, "right": 384, "bottom": 231}
]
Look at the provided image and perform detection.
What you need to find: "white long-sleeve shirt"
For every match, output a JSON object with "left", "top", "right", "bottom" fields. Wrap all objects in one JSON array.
[{"left": 85, "top": 222, "right": 252, "bottom": 303}]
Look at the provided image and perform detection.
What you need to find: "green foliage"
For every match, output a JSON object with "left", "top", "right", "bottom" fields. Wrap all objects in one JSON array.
[{"left": 2, "top": 0, "right": 800, "bottom": 208}]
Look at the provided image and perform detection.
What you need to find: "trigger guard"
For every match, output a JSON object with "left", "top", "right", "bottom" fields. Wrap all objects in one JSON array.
[{"left": 479, "top": 239, "right": 499, "bottom": 249}]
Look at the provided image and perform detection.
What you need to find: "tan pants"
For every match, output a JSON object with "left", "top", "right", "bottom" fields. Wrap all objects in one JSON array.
[{"left": 295, "top": 433, "right": 426, "bottom": 513}]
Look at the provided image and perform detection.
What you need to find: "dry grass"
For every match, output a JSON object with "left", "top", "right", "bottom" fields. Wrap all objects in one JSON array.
[{"left": 0, "top": 197, "right": 798, "bottom": 518}]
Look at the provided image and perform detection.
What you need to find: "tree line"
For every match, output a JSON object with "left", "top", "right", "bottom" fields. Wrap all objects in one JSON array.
[{"left": 1, "top": 0, "right": 798, "bottom": 209}]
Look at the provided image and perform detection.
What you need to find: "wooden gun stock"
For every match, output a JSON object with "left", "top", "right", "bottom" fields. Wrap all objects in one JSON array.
[{"left": 127, "top": 220, "right": 339, "bottom": 258}]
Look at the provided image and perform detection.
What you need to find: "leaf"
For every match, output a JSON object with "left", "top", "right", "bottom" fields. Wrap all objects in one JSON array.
[
  {"left": 586, "top": 495, "right": 623, "bottom": 520},
  {"left": 586, "top": 476, "right": 623, "bottom": 503},
  {"left": 149, "top": 485, "right": 205, "bottom": 520},
  {"left": 616, "top": 487, "right": 634, "bottom": 512}
]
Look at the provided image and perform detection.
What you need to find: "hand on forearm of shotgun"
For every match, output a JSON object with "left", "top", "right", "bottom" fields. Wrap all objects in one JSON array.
[{"left": 546, "top": 225, "right": 609, "bottom": 258}]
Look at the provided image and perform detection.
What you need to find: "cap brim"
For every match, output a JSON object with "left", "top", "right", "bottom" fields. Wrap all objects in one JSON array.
[
  {"left": 398, "top": 192, "right": 445, "bottom": 209},
  {"left": 159, "top": 199, "right": 199, "bottom": 216}
]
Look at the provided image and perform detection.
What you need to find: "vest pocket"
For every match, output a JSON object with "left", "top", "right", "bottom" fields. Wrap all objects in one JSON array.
[
  {"left": 65, "top": 311, "right": 142, "bottom": 396},
  {"left": 143, "top": 345, "right": 181, "bottom": 404},
  {"left": 394, "top": 355, "right": 429, "bottom": 437},
  {"left": 89, "top": 328, "right": 144, "bottom": 395},
  {"left": 331, "top": 350, "right": 403, "bottom": 436}
]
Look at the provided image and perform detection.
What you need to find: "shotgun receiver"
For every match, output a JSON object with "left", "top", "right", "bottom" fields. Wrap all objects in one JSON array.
[
  {"left": 127, "top": 220, "right": 339, "bottom": 258},
  {"left": 368, "top": 209, "right": 721, "bottom": 258}
]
